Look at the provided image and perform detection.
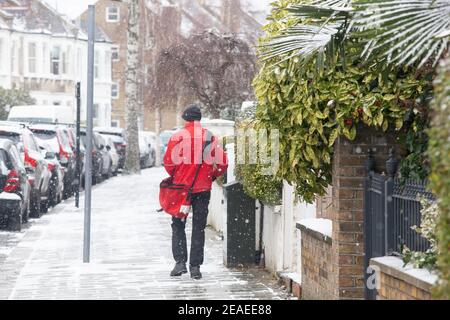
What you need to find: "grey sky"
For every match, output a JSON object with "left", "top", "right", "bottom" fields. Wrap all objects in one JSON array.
[{"left": 43, "top": 0, "right": 272, "bottom": 20}]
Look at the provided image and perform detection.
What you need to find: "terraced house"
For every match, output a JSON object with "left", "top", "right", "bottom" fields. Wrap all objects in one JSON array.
[{"left": 0, "top": 0, "right": 113, "bottom": 126}]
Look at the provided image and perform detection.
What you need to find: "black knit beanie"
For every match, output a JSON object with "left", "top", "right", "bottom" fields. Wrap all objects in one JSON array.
[{"left": 182, "top": 104, "right": 202, "bottom": 122}]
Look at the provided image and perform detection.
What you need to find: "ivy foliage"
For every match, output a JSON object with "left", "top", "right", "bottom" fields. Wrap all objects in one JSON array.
[
  {"left": 255, "top": 39, "right": 431, "bottom": 203},
  {"left": 402, "top": 198, "right": 439, "bottom": 271},
  {"left": 428, "top": 55, "right": 450, "bottom": 299}
]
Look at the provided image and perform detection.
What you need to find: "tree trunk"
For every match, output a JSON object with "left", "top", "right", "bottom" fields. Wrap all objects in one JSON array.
[{"left": 124, "top": 0, "right": 141, "bottom": 175}]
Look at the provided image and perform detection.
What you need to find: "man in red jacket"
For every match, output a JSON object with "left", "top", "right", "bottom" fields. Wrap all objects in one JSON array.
[{"left": 164, "top": 104, "right": 228, "bottom": 279}]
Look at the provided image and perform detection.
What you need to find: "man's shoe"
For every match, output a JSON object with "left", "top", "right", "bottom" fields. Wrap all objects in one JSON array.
[
  {"left": 170, "top": 262, "right": 188, "bottom": 277},
  {"left": 190, "top": 266, "right": 202, "bottom": 280}
]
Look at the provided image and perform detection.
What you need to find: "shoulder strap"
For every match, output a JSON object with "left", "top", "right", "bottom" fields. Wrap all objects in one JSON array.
[{"left": 189, "top": 130, "right": 213, "bottom": 194}]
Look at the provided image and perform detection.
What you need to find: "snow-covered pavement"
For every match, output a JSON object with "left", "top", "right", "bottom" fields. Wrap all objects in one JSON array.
[{"left": 0, "top": 168, "right": 288, "bottom": 300}]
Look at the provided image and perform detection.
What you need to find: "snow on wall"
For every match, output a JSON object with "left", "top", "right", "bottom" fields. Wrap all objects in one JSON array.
[
  {"left": 297, "top": 218, "right": 332, "bottom": 238},
  {"left": 372, "top": 256, "right": 439, "bottom": 286}
]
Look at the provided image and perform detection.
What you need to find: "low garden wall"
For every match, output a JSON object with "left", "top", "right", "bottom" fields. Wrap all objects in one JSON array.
[
  {"left": 297, "top": 219, "right": 335, "bottom": 300},
  {"left": 370, "top": 256, "right": 438, "bottom": 300}
]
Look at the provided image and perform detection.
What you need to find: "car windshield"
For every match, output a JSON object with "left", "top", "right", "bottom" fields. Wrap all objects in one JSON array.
[{"left": 31, "top": 130, "right": 60, "bottom": 154}]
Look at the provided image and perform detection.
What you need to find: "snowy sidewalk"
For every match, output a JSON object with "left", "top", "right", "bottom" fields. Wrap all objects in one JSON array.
[{"left": 0, "top": 168, "right": 288, "bottom": 300}]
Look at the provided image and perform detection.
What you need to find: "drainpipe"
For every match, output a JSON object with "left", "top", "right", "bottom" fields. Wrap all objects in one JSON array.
[{"left": 258, "top": 201, "right": 265, "bottom": 268}]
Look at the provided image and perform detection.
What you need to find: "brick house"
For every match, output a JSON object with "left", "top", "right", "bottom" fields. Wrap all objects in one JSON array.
[{"left": 78, "top": 0, "right": 266, "bottom": 131}]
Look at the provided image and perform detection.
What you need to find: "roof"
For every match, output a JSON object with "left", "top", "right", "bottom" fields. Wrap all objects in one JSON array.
[
  {"left": 77, "top": 18, "right": 112, "bottom": 43},
  {"left": 0, "top": 0, "right": 110, "bottom": 43},
  {"left": 148, "top": 0, "right": 266, "bottom": 44}
]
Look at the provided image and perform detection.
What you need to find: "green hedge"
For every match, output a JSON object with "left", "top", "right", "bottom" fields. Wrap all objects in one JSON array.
[{"left": 429, "top": 55, "right": 450, "bottom": 299}]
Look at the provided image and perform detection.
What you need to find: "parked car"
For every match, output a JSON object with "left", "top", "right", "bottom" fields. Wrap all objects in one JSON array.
[
  {"left": 0, "top": 139, "right": 31, "bottom": 230},
  {"left": 94, "top": 127, "right": 127, "bottom": 170},
  {"left": 36, "top": 142, "right": 64, "bottom": 207},
  {"left": 95, "top": 133, "right": 113, "bottom": 179},
  {"left": 0, "top": 123, "right": 52, "bottom": 216},
  {"left": 140, "top": 131, "right": 161, "bottom": 167},
  {"left": 103, "top": 136, "right": 119, "bottom": 175},
  {"left": 8, "top": 105, "right": 74, "bottom": 124},
  {"left": 160, "top": 130, "right": 176, "bottom": 155},
  {"left": 64, "top": 126, "right": 85, "bottom": 191},
  {"left": 80, "top": 129, "right": 103, "bottom": 185},
  {"left": 138, "top": 135, "right": 151, "bottom": 169},
  {"left": 28, "top": 124, "right": 76, "bottom": 201}
]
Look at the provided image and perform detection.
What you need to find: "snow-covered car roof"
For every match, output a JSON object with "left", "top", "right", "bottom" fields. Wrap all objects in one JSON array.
[
  {"left": 94, "top": 127, "right": 125, "bottom": 135},
  {"left": 28, "top": 124, "right": 58, "bottom": 132},
  {"left": 0, "top": 123, "right": 27, "bottom": 135}
]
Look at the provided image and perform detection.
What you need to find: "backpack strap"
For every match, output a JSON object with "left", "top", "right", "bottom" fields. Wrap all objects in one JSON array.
[{"left": 188, "top": 130, "right": 213, "bottom": 198}]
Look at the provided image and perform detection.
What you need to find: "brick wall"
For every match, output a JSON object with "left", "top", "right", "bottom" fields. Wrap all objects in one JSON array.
[
  {"left": 371, "top": 258, "right": 434, "bottom": 300},
  {"left": 331, "top": 125, "right": 405, "bottom": 299},
  {"left": 316, "top": 186, "right": 333, "bottom": 220},
  {"left": 298, "top": 224, "right": 335, "bottom": 300}
]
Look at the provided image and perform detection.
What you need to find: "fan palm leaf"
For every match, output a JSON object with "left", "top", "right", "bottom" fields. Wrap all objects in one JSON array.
[
  {"left": 353, "top": 0, "right": 450, "bottom": 67},
  {"left": 259, "top": 0, "right": 354, "bottom": 67}
]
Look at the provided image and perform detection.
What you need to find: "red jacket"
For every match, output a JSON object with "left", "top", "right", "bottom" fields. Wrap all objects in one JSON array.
[{"left": 163, "top": 121, "right": 228, "bottom": 194}]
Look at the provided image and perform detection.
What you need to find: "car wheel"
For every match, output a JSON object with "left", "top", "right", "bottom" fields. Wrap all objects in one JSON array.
[
  {"left": 29, "top": 192, "right": 41, "bottom": 219},
  {"left": 41, "top": 200, "right": 49, "bottom": 214},
  {"left": 49, "top": 177, "right": 57, "bottom": 207}
]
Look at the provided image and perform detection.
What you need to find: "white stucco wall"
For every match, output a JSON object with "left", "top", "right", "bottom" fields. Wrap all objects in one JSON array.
[{"left": 261, "top": 182, "right": 316, "bottom": 275}]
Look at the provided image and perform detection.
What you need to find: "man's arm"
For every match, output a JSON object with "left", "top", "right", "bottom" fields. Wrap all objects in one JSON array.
[{"left": 163, "top": 137, "right": 178, "bottom": 176}]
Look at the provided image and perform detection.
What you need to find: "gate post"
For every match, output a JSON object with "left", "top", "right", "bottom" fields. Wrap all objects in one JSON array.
[
  {"left": 385, "top": 148, "right": 398, "bottom": 255},
  {"left": 364, "top": 150, "right": 375, "bottom": 300}
]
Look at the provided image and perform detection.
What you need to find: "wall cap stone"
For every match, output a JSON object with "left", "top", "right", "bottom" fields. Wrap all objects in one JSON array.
[
  {"left": 297, "top": 218, "right": 332, "bottom": 245},
  {"left": 370, "top": 256, "right": 438, "bottom": 293}
]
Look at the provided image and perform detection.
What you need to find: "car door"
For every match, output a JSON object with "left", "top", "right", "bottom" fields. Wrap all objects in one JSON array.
[{"left": 9, "top": 144, "right": 30, "bottom": 206}]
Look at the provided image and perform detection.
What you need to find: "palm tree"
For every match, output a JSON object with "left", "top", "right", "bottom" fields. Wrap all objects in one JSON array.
[{"left": 261, "top": 0, "right": 450, "bottom": 68}]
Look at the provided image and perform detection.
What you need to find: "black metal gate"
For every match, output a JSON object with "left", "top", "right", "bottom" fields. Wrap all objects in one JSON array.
[{"left": 364, "top": 149, "right": 433, "bottom": 300}]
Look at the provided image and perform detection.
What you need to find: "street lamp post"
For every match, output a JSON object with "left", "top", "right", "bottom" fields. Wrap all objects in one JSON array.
[{"left": 83, "top": 5, "right": 95, "bottom": 263}]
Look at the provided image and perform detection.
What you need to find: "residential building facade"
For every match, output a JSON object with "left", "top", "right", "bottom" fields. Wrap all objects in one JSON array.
[
  {"left": 78, "top": 0, "right": 267, "bottom": 131},
  {"left": 0, "top": 0, "right": 113, "bottom": 127}
]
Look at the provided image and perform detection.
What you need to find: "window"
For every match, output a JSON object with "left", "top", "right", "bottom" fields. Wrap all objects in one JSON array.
[
  {"left": 105, "top": 50, "right": 111, "bottom": 79},
  {"left": 42, "top": 43, "right": 48, "bottom": 75},
  {"left": 106, "top": 6, "right": 120, "bottom": 22},
  {"left": 111, "top": 83, "right": 119, "bottom": 99},
  {"left": 28, "top": 42, "right": 37, "bottom": 74},
  {"left": 61, "top": 50, "right": 68, "bottom": 75},
  {"left": 51, "top": 46, "right": 60, "bottom": 75},
  {"left": 11, "top": 40, "right": 17, "bottom": 74},
  {"left": 111, "top": 45, "right": 119, "bottom": 61},
  {"left": 94, "top": 50, "right": 100, "bottom": 79}
]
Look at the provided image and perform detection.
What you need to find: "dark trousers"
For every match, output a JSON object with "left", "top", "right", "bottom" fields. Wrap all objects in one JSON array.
[{"left": 171, "top": 191, "right": 211, "bottom": 267}]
